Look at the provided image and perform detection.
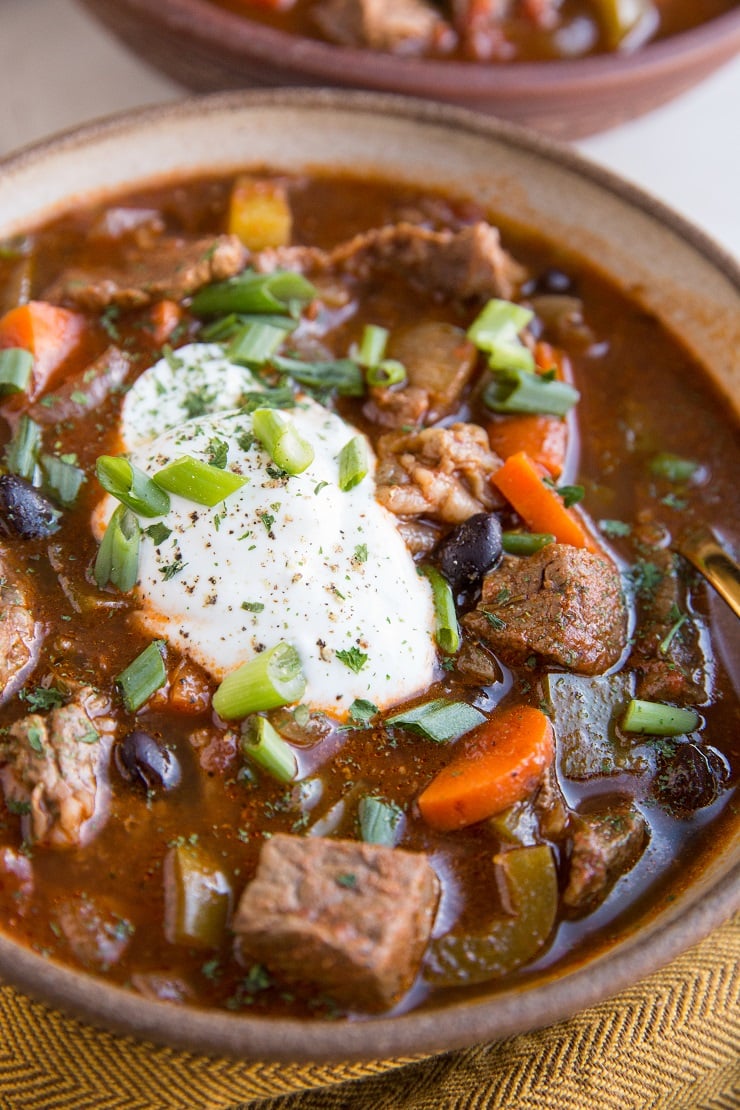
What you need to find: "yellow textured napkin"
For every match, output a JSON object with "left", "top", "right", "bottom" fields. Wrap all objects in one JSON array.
[{"left": 0, "top": 916, "right": 737, "bottom": 1110}]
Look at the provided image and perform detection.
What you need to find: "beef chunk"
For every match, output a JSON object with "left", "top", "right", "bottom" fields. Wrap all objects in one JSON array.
[
  {"left": 628, "top": 545, "right": 706, "bottom": 704},
  {"left": 0, "top": 689, "right": 113, "bottom": 848},
  {"left": 47, "top": 234, "right": 247, "bottom": 311},
  {"left": 233, "top": 834, "right": 439, "bottom": 1012},
  {"left": 314, "top": 0, "right": 448, "bottom": 52},
  {"left": 465, "top": 544, "right": 627, "bottom": 675},
  {"left": 258, "top": 220, "right": 524, "bottom": 304},
  {"left": 0, "top": 546, "right": 44, "bottom": 704},
  {"left": 563, "top": 802, "right": 648, "bottom": 916},
  {"left": 27, "top": 346, "right": 130, "bottom": 425},
  {"left": 56, "top": 893, "right": 133, "bottom": 970},
  {"left": 375, "top": 423, "right": 503, "bottom": 523}
]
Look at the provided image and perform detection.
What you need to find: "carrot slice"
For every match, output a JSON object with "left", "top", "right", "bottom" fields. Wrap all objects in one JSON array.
[
  {"left": 492, "top": 449, "right": 594, "bottom": 551},
  {"left": 148, "top": 299, "right": 183, "bottom": 346},
  {"left": 0, "top": 301, "right": 86, "bottom": 398},
  {"left": 418, "top": 705, "right": 555, "bottom": 831},
  {"left": 487, "top": 414, "right": 568, "bottom": 478}
]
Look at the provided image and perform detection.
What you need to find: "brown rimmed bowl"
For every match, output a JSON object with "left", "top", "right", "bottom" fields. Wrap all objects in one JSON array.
[
  {"left": 0, "top": 90, "right": 738, "bottom": 1062},
  {"left": 76, "top": 0, "right": 740, "bottom": 138}
]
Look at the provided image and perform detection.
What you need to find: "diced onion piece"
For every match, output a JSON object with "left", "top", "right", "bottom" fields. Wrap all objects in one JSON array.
[
  {"left": 251, "top": 407, "right": 314, "bottom": 475},
  {"left": 338, "top": 435, "right": 369, "bottom": 491},
  {"left": 96, "top": 455, "right": 171, "bottom": 517},
  {"left": 419, "top": 565, "right": 460, "bottom": 654},
  {"left": 467, "top": 299, "right": 535, "bottom": 373},
  {"left": 0, "top": 347, "right": 33, "bottom": 394},
  {"left": 388, "top": 699, "right": 486, "bottom": 743},
  {"left": 152, "top": 455, "right": 247, "bottom": 506},
  {"left": 621, "top": 699, "right": 700, "bottom": 737},
  {"left": 117, "top": 640, "right": 167, "bottom": 712},
  {"left": 94, "top": 505, "right": 141, "bottom": 592},
  {"left": 228, "top": 176, "right": 292, "bottom": 251},
  {"left": 213, "top": 642, "right": 306, "bottom": 720},
  {"left": 241, "top": 716, "right": 298, "bottom": 783}
]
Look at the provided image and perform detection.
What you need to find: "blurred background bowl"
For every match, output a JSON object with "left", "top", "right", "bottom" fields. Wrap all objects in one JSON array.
[{"left": 77, "top": 0, "right": 740, "bottom": 138}]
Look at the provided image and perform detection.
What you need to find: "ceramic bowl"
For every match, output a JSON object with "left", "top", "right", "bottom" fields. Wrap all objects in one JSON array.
[
  {"left": 76, "top": 0, "right": 740, "bottom": 138},
  {"left": 0, "top": 91, "right": 737, "bottom": 1061}
]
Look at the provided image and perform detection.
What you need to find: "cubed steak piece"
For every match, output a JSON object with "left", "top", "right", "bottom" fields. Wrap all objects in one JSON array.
[
  {"left": 563, "top": 802, "right": 648, "bottom": 916},
  {"left": 0, "top": 546, "right": 44, "bottom": 704},
  {"left": 232, "top": 834, "right": 439, "bottom": 1012},
  {"left": 464, "top": 544, "right": 628, "bottom": 675}
]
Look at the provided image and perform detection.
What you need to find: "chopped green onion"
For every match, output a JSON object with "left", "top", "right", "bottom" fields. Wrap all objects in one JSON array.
[
  {"left": 338, "top": 436, "right": 370, "bottom": 491},
  {"left": 117, "top": 640, "right": 166, "bottom": 712},
  {"left": 251, "top": 408, "right": 314, "bottom": 475},
  {"left": 228, "top": 321, "right": 287, "bottom": 368},
  {"left": 153, "top": 455, "right": 247, "bottom": 506},
  {"left": 201, "top": 312, "right": 297, "bottom": 342},
  {"left": 501, "top": 531, "right": 555, "bottom": 556},
  {"left": 190, "top": 270, "right": 316, "bottom": 317},
  {"left": 358, "top": 796, "right": 404, "bottom": 847},
  {"left": 484, "top": 367, "right": 580, "bottom": 416},
  {"left": 387, "top": 699, "right": 486, "bottom": 743},
  {"left": 241, "top": 716, "right": 298, "bottom": 783},
  {"left": 0, "top": 348, "right": 33, "bottom": 394},
  {"left": 420, "top": 565, "right": 460, "bottom": 654},
  {"left": 4, "top": 415, "right": 42, "bottom": 482},
  {"left": 272, "top": 355, "right": 365, "bottom": 397},
  {"left": 649, "top": 453, "right": 700, "bottom": 484},
  {"left": 94, "top": 505, "right": 141, "bottom": 592},
  {"left": 213, "top": 641, "right": 306, "bottom": 720},
  {"left": 96, "top": 455, "right": 170, "bottom": 517},
  {"left": 366, "top": 359, "right": 407, "bottom": 388},
  {"left": 468, "top": 299, "right": 535, "bottom": 373},
  {"left": 621, "top": 699, "right": 700, "bottom": 737},
  {"left": 356, "top": 324, "right": 389, "bottom": 368},
  {"left": 40, "top": 453, "right": 85, "bottom": 508},
  {"left": 239, "top": 386, "right": 295, "bottom": 413}
]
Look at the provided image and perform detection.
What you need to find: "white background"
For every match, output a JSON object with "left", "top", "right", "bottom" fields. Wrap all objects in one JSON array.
[{"left": 0, "top": 0, "right": 739, "bottom": 259}]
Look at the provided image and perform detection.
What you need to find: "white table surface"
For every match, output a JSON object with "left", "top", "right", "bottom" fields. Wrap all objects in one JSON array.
[{"left": 1, "top": 0, "right": 739, "bottom": 259}]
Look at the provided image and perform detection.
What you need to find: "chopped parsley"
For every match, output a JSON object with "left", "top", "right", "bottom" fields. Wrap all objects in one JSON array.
[
  {"left": 348, "top": 699, "right": 379, "bottom": 726},
  {"left": 599, "top": 519, "right": 632, "bottom": 538},
  {"left": 19, "top": 685, "right": 65, "bottom": 712},
  {"left": 336, "top": 647, "right": 368, "bottom": 673},
  {"left": 242, "top": 601, "right": 265, "bottom": 613},
  {"left": 26, "top": 726, "right": 45, "bottom": 755},
  {"left": 160, "top": 559, "right": 186, "bottom": 581},
  {"left": 144, "top": 523, "right": 172, "bottom": 545},
  {"left": 182, "top": 384, "right": 214, "bottom": 419},
  {"left": 483, "top": 611, "right": 507, "bottom": 631},
  {"left": 206, "top": 437, "right": 229, "bottom": 469},
  {"left": 335, "top": 873, "right": 358, "bottom": 890},
  {"left": 626, "top": 559, "right": 664, "bottom": 598},
  {"left": 258, "top": 511, "right": 275, "bottom": 533},
  {"left": 353, "top": 543, "right": 368, "bottom": 563}
]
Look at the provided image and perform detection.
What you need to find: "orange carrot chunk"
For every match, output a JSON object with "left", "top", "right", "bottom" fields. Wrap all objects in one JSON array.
[
  {"left": 487, "top": 413, "right": 568, "bottom": 478},
  {"left": 418, "top": 705, "right": 555, "bottom": 832},
  {"left": 492, "top": 449, "right": 594, "bottom": 550},
  {"left": 148, "top": 299, "right": 183, "bottom": 346},
  {"left": 0, "top": 301, "right": 86, "bottom": 398}
]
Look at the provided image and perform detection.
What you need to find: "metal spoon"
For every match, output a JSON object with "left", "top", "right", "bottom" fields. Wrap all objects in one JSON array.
[{"left": 678, "top": 526, "right": 740, "bottom": 620}]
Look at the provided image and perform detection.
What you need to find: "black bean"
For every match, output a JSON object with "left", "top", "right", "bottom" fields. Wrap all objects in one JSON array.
[
  {"left": 0, "top": 474, "right": 61, "bottom": 539},
  {"left": 435, "top": 513, "right": 503, "bottom": 599},
  {"left": 115, "top": 731, "right": 182, "bottom": 794},
  {"left": 652, "top": 742, "right": 729, "bottom": 818}
]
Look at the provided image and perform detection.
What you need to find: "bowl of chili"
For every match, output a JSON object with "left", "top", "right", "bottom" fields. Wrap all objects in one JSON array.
[{"left": 0, "top": 90, "right": 737, "bottom": 1061}]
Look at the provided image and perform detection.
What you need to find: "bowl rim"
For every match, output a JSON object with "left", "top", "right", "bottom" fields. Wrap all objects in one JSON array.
[
  {"left": 0, "top": 88, "right": 737, "bottom": 1063},
  {"left": 80, "top": 0, "right": 740, "bottom": 96}
]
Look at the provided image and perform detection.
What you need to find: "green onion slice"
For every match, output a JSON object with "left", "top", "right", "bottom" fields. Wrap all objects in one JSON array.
[
  {"left": 649, "top": 453, "right": 701, "bottom": 484},
  {"left": 420, "top": 565, "right": 460, "bottom": 654},
  {"left": 621, "top": 699, "right": 700, "bottom": 737},
  {"left": 0, "top": 348, "right": 33, "bottom": 395},
  {"left": 251, "top": 408, "right": 314, "bottom": 475},
  {"left": 387, "top": 699, "right": 486, "bottom": 743},
  {"left": 94, "top": 505, "right": 141, "bottom": 592},
  {"left": 484, "top": 367, "right": 579, "bottom": 416},
  {"left": 227, "top": 321, "right": 287, "bottom": 368},
  {"left": 153, "top": 455, "right": 247, "bottom": 506},
  {"left": 190, "top": 270, "right": 316, "bottom": 318},
  {"left": 468, "top": 299, "right": 535, "bottom": 373},
  {"left": 338, "top": 435, "right": 370, "bottom": 492},
  {"left": 501, "top": 531, "right": 555, "bottom": 556},
  {"left": 40, "top": 453, "right": 85, "bottom": 508},
  {"left": 201, "top": 313, "right": 298, "bottom": 342},
  {"left": 96, "top": 455, "right": 171, "bottom": 517},
  {"left": 213, "top": 642, "right": 306, "bottom": 720},
  {"left": 117, "top": 640, "right": 167, "bottom": 712},
  {"left": 241, "top": 716, "right": 298, "bottom": 783},
  {"left": 366, "top": 359, "right": 406, "bottom": 388},
  {"left": 272, "top": 355, "right": 365, "bottom": 397},
  {"left": 356, "top": 324, "right": 389, "bottom": 369},
  {"left": 358, "top": 796, "right": 404, "bottom": 847},
  {"left": 4, "top": 414, "right": 42, "bottom": 482}
]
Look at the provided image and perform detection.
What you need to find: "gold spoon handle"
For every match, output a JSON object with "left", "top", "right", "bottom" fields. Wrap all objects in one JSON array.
[{"left": 679, "top": 528, "right": 740, "bottom": 620}]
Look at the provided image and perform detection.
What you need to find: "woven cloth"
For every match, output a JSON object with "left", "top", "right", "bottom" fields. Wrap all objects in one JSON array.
[{"left": 0, "top": 916, "right": 736, "bottom": 1110}]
